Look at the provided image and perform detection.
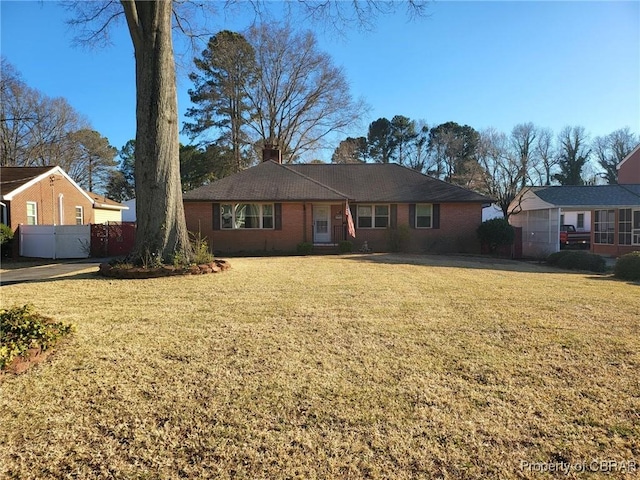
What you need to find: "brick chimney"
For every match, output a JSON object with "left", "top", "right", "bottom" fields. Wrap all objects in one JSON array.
[{"left": 262, "top": 144, "right": 282, "bottom": 163}]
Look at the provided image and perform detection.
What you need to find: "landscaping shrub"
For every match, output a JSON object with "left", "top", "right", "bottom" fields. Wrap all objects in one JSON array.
[
  {"left": 0, "top": 223, "right": 13, "bottom": 245},
  {"left": 296, "top": 242, "right": 313, "bottom": 255},
  {"left": 339, "top": 241, "right": 353, "bottom": 253},
  {"left": 190, "top": 231, "right": 214, "bottom": 264},
  {"left": 613, "top": 251, "right": 640, "bottom": 281},
  {"left": 387, "top": 224, "right": 411, "bottom": 252},
  {"left": 546, "top": 250, "right": 606, "bottom": 273},
  {"left": 0, "top": 304, "right": 74, "bottom": 370},
  {"left": 477, "top": 218, "right": 514, "bottom": 252}
]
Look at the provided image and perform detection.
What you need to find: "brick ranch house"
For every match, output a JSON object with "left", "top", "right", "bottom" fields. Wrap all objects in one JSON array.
[
  {"left": 183, "top": 160, "right": 492, "bottom": 254},
  {"left": 1, "top": 166, "right": 128, "bottom": 228}
]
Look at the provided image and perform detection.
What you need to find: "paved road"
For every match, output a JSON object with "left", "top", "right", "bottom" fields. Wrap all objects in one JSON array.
[{"left": 0, "top": 260, "right": 103, "bottom": 286}]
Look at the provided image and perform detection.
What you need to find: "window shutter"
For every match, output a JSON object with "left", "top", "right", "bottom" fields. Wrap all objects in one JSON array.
[
  {"left": 212, "top": 203, "right": 220, "bottom": 230},
  {"left": 275, "top": 203, "right": 282, "bottom": 230},
  {"left": 409, "top": 204, "right": 416, "bottom": 228},
  {"left": 433, "top": 204, "right": 440, "bottom": 229},
  {"left": 390, "top": 204, "right": 397, "bottom": 229}
]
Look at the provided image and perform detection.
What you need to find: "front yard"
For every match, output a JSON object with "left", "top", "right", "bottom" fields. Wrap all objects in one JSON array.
[{"left": 1, "top": 254, "right": 638, "bottom": 479}]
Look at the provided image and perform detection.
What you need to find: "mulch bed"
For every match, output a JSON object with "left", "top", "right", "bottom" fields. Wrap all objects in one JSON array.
[{"left": 98, "top": 259, "right": 231, "bottom": 279}]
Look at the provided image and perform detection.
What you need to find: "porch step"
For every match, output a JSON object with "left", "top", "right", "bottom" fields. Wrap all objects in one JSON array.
[{"left": 312, "top": 243, "right": 340, "bottom": 254}]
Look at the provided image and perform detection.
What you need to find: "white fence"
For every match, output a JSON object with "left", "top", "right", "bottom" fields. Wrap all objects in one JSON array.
[{"left": 19, "top": 225, "right": 91, "bottom": 259}]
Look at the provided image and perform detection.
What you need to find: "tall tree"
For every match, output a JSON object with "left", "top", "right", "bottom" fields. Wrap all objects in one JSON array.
[
  {"left": 427, "top": 121, "right": 480, "bottom": 186},
  {"left": 555, "top": 126, "right": 590, "bottom": 186},
  {"left": 66, "top": 129, "right": 117, "bottom": 192},
  {"left": 477, "top": 128, "right": 522, "bottom": 217},
  {"left": 67, "top": 1, "right": 427, "bottom": 262},
  {"left": 104, "top": 140, "right": 136, "bottom": 201},
  {"left": 0, "top": 58, "right": 89, "bottom": 168},
  {"left": 245, "top": 23, "right": 368, "bottom": 163},
  {"left": 331, "top": 136, "right": 368, "bottom": 163},
  {"left": 404, "top": 121, "right": 429, "bottom": 172},
  {"left": 391, "top": 115, "right": 417, "bottom": 166},
  {"left": 184, "top": 30, "right": 257, "bottom": 173},
  {"left": 510, "top": 122, "right": 538, "bottom": 188},
  {"left": 121, "top": 1, "right": 192, "bottom": 261},
  {"left": 533, "top": 127, "right": 556, "bottom": 186},
  {"left": 367, "top": 117, "right": 396, "bottom": 163},
  {"left": 592, "top": 127, "right": 639, "bottom": 184},
  {"left": 180, "top": 143, "right": 235, "bottom": 191}
]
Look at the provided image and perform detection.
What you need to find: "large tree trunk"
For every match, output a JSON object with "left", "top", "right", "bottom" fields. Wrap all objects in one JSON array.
[{"left": 121, "top": 0, "right": 192, "bottom": 262}]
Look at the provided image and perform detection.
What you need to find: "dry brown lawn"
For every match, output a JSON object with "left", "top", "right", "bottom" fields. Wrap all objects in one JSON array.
[{"left": 0, "top": 254, "right": 638, "bottom": 479}]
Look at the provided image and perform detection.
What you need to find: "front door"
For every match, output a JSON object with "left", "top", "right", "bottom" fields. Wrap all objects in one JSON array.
[{"left": 313, "top": 206, "right": 331, "bottom": 243}]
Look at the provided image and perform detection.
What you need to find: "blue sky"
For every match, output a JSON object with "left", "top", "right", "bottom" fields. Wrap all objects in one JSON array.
[{"left": 1, "top": 1, "right": 639, "bottom": 162}]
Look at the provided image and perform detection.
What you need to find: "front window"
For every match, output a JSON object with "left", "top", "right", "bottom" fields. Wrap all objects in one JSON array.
[
  {"left": 221, "top": 203, "right": 274, "bottom": 229},
  {"left": 594, "top": 209, "right": 615, "bottom": 245},
  {"left": 634, "top": 210, "right": 640, "bottom": 245},
  {"left": 416, "top": 204, "right": 433, "bottom": 228},
  {"left": 357, "top": 205, "right": 389, "bottom": 228},
  {"left": 75, "top": 206, "right": 84, "bottom": 225},
  {"left": 26, "top": 202, "right": 37, "bottom": 225},
  {"left": 619, "top": 209, "right": 631, "bottom": 245}
]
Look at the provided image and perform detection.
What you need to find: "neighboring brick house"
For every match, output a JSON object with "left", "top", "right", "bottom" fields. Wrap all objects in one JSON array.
[
  {"left": 509, "top": 144, "right": 640, "bottom": 257},
  {"left": 183, "top": 160, "right": 491, "bottom": 254},
  {"left": 0, "top": 166, "right": 127, "bottom": 229},
  {"left": 618, "top": 143, "right": 640, "bottom": 184}
]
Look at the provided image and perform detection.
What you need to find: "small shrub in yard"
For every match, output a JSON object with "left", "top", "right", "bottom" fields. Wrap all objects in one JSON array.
[
  {"left": 0, "top": 304, "right": 74, "bottom": 370},
  {"left": 296, "top": 242, "right": 313, "bottom": 255},
  {"left": 614, "top": 251, "right": 640, "bottom": 281},
  {"left": 0, "top": 223, "right": 13, "bottom": 245},
  {"left": 477, "top": 218, "right": 514, "bottom": 252},
  {"left": 190, "top": 231, "right": 214, "bottom": 264},
  {"left": 387, "top": 224, "right": 411, "bottom": 252},
  {"left": 339, "top": 241, "right": 353, "bottom": 253},
  {"left": 546, "top": 250, "right": 606, "bottom": 273}
]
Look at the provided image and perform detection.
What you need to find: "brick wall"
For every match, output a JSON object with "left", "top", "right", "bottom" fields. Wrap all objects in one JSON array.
[
  {"left": 350, "top": 203, "right": 482, "bottom": 254},
  {"left": 184, "top": 202, "right": 308, "bottom": 253},
  {"left": 618, "top": 148, "right": 640, "bottom": 184},
  {"left": 8, "top": 174, "right": 94, "bottom": 229},
  {"left": 185, "top": 200, "right": 484, "bottom": 254}
]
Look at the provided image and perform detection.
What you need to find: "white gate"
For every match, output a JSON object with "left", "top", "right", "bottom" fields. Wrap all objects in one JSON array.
[{"left": 19, "top": 225, "right": 91, "bottom": 259}]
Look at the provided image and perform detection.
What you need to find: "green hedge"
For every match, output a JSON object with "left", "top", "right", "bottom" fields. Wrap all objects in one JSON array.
[
  {"left": 546, "top": 251, "right": 606, "bottom": 273},
  {"left": 0, "top": 223, "right": 13, "bottom": 245},
  {"left": 296, "top": 242, "right": 313, "bottom": 255},
  {"left": 339, "top": 241, "right": 353, "bottom": 253},
  {"left": 477, "top": 219, "right": 514, "bottom": 252},
  {"left": 613, "top": 252, "right": 640, "bottom": 281}
]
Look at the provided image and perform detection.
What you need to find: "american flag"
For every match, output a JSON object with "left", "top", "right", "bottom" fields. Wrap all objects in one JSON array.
[{"left": 345, "top": 200, "right": 356, "bottom": 238}]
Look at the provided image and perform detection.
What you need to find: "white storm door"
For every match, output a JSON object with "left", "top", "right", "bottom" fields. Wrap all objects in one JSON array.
[{"left": 313, "top": 206, "right": 331, "bottom": 243}]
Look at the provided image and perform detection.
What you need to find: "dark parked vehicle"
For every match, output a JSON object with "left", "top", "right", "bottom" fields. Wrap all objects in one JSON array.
[{"left": 560, "top": 224, "right": 591, "bottom": 249}]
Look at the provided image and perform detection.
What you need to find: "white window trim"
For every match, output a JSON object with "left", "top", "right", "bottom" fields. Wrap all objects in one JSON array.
[
  {"left": 221, "top": 203, "right": 275, "bottom": 230},
  {"left": 357, "top": 204, "right": 390, "bottom": 229},
  {"left": 58, "top": 194, "right": 64, "bottom": 225},
  {"left": 26, "top": 201, "right": 37, "bottom": 225},
  {"left": 415, "top": 203, "right": 433, "bottom": 229},
  {"left": 594, "top": 209, "right": 615, "bottom": 245},
  {"left": 75, "top": 206, "right": 84, "bottom": 225}
]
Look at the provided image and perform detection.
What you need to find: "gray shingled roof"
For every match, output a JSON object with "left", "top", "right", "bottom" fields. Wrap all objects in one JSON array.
[
  {"left": 533, "top": 185, "right": 640, "bottom": 207},
  {"left": 183, "top": 161, "right": 491, "bottom": 203},
  {"left": 183, "top": 161, "right": 347, "bottom": 201}
]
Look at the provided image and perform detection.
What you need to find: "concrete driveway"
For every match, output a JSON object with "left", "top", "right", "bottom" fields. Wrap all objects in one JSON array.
[{"left": 0, "top": 259, "right": 103, "bottom": 286}]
